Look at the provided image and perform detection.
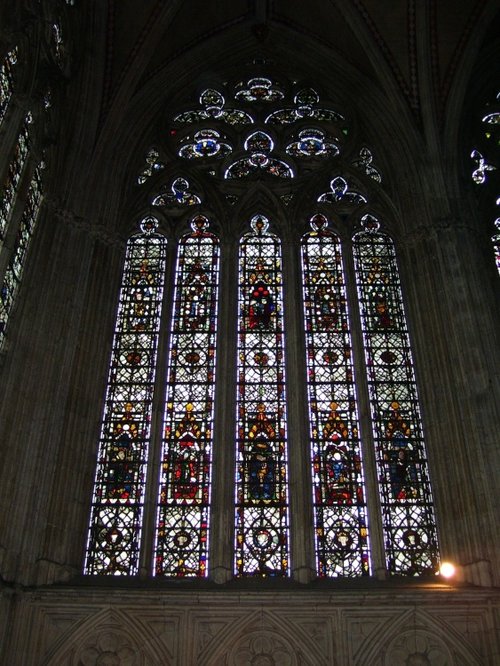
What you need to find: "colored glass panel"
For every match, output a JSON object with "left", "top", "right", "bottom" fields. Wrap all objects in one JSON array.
[
  {"left": 155, "top": 215, "right": 219, "bottom": 577},
  {"left": 286, "top": 129, "right": 339, "bottom": 158},
  {"left": 152, "top": 178, "right": 201, "bottom": 207},
  {"left": 234, "top": 77, "right": 284, "bottom": 103},
  {"left": 352, "top": 147, "right": 382, "bottom": 183},
  {"left": 137, "top": 148, "right": 165, "bottom": 185},
  {"left": 318, "top": 177, "right": 367, "bottom": 205},
  {"left": 301, "top": 214, "right": 370, "bottom": 577},
  {"left": 173, "top": 88, "right": 253, "bottom": 126},
  {"left": 235, "top": 215, "right": 289, "bottom": 577},
  {"left": 84, "top": 217, "right": 167, "bottom": 575},
  {"left": 0, "top": 162, "right": 44, "bottom": 347},
  {"left": 493, "top": 219, "right": 500, "bottom": 275},
  {"left": 179, "top": 130, "right": 232, "bottom": 160},
  {"left": 0, "top": 47, "right": 17, "bottom": 124},
  {"left": 0, "top": 112, "right": 32, "bottom": 242},
  {"left": 353, "top": 215, "right": 440, "bottom": 576}
]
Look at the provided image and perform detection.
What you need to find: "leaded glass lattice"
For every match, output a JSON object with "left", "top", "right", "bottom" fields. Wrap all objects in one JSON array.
[
  {"left": 155, "top": 215, "right": 219, "bottom": 577},
  {"left": 84, "top": 217, "right": 167, "bottom": 575},
  {"left": 493, "top": 219, "right": 500, "bottom": 274},
  {"left": 301, "top": 214, "right": 370, "bottom": 577},
  {"left": 0, "top": 112, "right": 32, "bottom": 243},
  {"left": 353, "top": 215, "right": 439, "bottom": 576},
  {"left": 0, "top": 47, "right": 17, "bottom": 125},
  {"left": 235, "top": 215, "right": 289, "bottom": 577},
  {"left": 0, "top": 162, "right": 44, "bottom": 347}
]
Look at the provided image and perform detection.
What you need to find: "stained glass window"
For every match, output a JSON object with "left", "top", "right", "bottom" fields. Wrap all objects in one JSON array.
[
  {"left": 225, "top": 131, "right": 293, "bottom": 180},
  {"left": 137, "top": 148, "right": 165, "bottom": 185},
  {"left": 152, "top": 177, "right": 201, "bottom": 207},
  {"left": 493, "top": 218, "right": 500, "bottom": 273},
  {"left": 173, "top": 88, "right": 253, "bottom": 126},
  {"left": 179, "top": 130, "right": 232, "bottom": 160},
  {"left": 235, "top": 77, "right": 284, "bottom": 103},
  {"left": 0, "top": 47, "right": 17, "bottom": 125},
  {"left": 301, "top": 214, "right": 370, "bottom": 577},
  {"left": 286, "top": 129, "right": 339, "bottom": 158},
  {"left": 0, "top": 162, "right": 44, "bottom": 348},
  {"left": 235, "top": 215, "right": 289, "bottom": 577},
  {"left": 266, "top": 88, "right": 345, "bottom": 126},
  {"left": 0, "top": 112, "right": 32, "bottom": 243},
  {"left": 353, "top": 214, "right": 439, "bottom": 576},
  {"left": 84, "top": 217, "right": 167, "bottom": 575},
  {"left": 352, "top": 147, "right": 382, "bottom": 183},
  {"left": 88, "top": 75, "right": 441, "bottom": 581},
  {"left": 318, "top": 176, "right": 367, "bottom": 205},
  {"left": 470, "top": 91, "right": 500, "bottom": 274},
  {"left": 154, "top": 215, "right": 219, "bottom": 577}
]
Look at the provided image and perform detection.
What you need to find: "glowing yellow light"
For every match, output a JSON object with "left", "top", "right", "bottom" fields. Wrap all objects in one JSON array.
[{"left": 439, "top": 561, "right": 456, "bottom": 578}]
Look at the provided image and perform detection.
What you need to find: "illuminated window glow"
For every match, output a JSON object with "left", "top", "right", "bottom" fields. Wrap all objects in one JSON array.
[
  {"left": 154, "top": 215, "right": 220, "bottom": 577},
  {"left": 235, "top": 215, "right": 289, "bottom": 577}
]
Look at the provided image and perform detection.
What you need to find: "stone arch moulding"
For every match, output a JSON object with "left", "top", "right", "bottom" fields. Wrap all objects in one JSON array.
[
  {"left": 43, "top": 606, "right": 175, "bottom": 665},
  {"left": 357, "top": 607, "right": 482, "bottom": 666},
  {"left": 198, "top": 607, "right": 332, "bottom": 666}
]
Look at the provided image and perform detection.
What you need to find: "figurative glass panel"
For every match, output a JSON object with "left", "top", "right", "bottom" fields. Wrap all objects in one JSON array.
[
  {"left": 0, "top": 112, "right": 32, "bottom": 242},
  {"left": 235, "top": 215, "right": 289, "bottom": 577},
  {"left": 0, "top": 47, "right": 17, "bottom": 124},
  {"left": 301, "top": 214, "right": 370, "bottom": 577},
  {"left": 155, "top": 215, "right": 219, "bottom": 577},
  {"left": 84, "top": 217, "right": 167, "bottom": 575},
  {"left": 353, "top": 215, "right": 439, "bottom": 575},
  {"left": 0, "top": 162, "right": 44, "bottom": 347}
]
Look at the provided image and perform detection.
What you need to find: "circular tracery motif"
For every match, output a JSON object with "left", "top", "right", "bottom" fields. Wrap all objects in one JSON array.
[
  {"left": 230, "top": 632, "right": 296, "bottom": 666},
  {"left": 383, "top": 630, "right": 453, "bottom": 666}
]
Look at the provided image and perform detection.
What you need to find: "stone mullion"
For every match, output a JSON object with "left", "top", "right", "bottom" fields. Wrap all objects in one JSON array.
[
  {"left": 209, "top": 235, "right": 238, "bottom": 583},
  {"left": 282, "top": 233, "right": 315, "bottom": 583},
  {"left": 138, "top": 231, "right": 177, "bottom": 577},
  {"left": 342, "top": 235, "right": 387, "bottom": 580}
]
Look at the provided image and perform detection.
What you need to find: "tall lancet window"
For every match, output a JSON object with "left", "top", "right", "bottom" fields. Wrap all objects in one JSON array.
[
  {"left": 0, "top": 46, "right": 17, "bottom": 125},
  {"left": 0, "top": 161, "right": 45, "bottom": 346},
  {"left": 85, "top": 217, "right": 167, "bottom": 575},
  {"left": 301, "top": 214, "right": 370, "bottom": 577},
  {"left": 155, "top": 215, "right": 220, "bottom": 577},
  {"left": 353, "top": 214, "right": 439, "bottom": 575},
  {"left": 235, "top": 215, "right": 289, "bottom": 577},
  {"left": 86, "top": 75, "right": 441, "bottom": 580},
  {"left": 0, "top": 112, "right": 32, "bottom": 243}
]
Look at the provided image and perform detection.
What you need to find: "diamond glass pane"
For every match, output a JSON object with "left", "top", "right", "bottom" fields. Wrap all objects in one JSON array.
[
  {"left": 0, "top": 162, "right": 44, "bottom": 347},
  {"left": 155, "top": 217, "right": 219, "bottom": 577},
  {"left": 84, "top": 219, "right": 167, "bottom": 575},
  {"left": 0, "top": 47, "right": 17, "bottom": 125},
  {"left": 301, "top": 216, "right": 370, "bottom": 577},
  {"left": 353, "top": 221, "right": 439, "bottom": 576},
  {"left": 0, "top": 112, "right": 32, "bottom": 242},
  {"left": 235, "top": 216, "right": 289, "bottom": 577}
]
